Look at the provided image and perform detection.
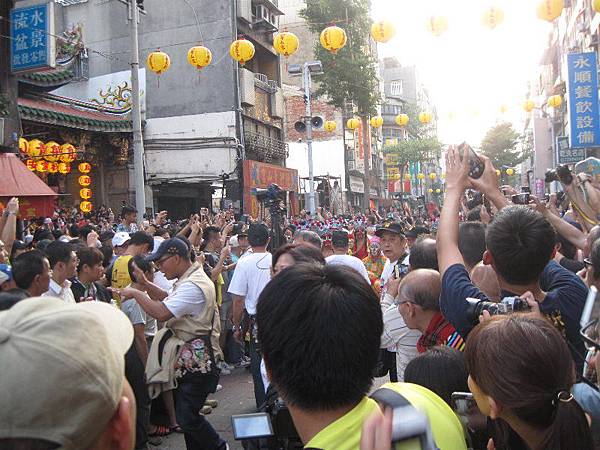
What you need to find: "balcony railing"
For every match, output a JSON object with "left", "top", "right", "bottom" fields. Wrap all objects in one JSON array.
[{"left": 244, "top": 130, "right": 288, "bottom": 163}]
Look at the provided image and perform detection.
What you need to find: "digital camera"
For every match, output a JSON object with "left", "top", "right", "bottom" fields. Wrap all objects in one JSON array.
[{"left": 466, "top": 296, "right": 531, "bottom": 325}]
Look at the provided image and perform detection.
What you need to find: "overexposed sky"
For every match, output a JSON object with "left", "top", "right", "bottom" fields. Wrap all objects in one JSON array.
[{"left": 371, "top": 0, "right": 553, "bottom": 146}]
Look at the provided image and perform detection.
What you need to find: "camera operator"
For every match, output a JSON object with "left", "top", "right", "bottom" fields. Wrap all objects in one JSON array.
[{"left": 438, "top": 146, "right": 588, "bottom": 373}]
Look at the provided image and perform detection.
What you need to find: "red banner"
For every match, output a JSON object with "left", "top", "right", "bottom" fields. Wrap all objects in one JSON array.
[
  {"left": 243, "top": 160, "right": 299, "bottom": 218},
  {"left": 0, "top": 196, "right": 56, "bottom": 218}
]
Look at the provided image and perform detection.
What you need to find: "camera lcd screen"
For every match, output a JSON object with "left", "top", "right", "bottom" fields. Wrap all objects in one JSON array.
[{"left": 231, "top": 413, "right": 274, "bottom": 440}]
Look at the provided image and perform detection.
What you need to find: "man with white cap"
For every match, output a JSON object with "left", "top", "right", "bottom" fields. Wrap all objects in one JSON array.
[
  {"left": 112, "top": 231, "right": 132, "bottom": 258},
  {"left": 0, "top": 296, "right": 136, "bottom": 450}
]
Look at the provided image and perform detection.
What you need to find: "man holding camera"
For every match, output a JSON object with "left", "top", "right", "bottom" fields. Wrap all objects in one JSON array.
[{"left": 438, "top": 146, "right": 587, "bottom": 371}]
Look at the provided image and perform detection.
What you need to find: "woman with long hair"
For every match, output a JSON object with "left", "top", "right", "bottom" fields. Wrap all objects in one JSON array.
[{"left": 465, "top": 315, "right": 593, "bottom": 450}]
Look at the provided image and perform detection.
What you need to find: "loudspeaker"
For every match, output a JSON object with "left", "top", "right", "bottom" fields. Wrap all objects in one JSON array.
[
  {"left": 311, "top": 116, "right": 324, "bottom": 129},
  {"left": 294, "top": 121, "right": 306, "bottom": 133}
]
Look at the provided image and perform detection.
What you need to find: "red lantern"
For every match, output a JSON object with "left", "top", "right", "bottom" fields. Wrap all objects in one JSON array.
[
  {"left": 78, "top": 162, "right": 91, "bottom": 174},
  {"left": 25, "top": 159, "right": 36, "bottom": 171},
  {"left": 58, "top": 162, "right": 71, "bottom": 174},
  {"left": 80, "top": 201, "right": 93, "bottom": 213},
  {"left": 79, "top": 188, "right": 93, "bottom": 200},
  {"left": 78, "top": 175, "right": 91, "bottom": 186}
]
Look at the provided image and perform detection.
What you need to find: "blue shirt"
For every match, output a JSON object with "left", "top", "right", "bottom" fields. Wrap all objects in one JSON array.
[{"left": 440, "top": 261, "right": 587, "bottom": 373}]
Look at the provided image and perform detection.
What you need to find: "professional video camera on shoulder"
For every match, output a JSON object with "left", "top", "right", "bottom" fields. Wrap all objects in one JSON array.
[
  {"left": 465, "top": 296, "right": 531, "bottom": 325},
  {"left": 545, "top": 164, "right": 574, "bottom": 185}
]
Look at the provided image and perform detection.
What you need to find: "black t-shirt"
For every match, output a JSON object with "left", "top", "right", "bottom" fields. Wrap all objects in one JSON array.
[
  {"left": 440, "top": 261, "right": 587, "bottom": 373},
  {"left": 560, "top": 256, "right": 585, "bottom": 274}
]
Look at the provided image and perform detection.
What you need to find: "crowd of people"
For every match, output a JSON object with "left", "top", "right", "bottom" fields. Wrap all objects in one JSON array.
[{"left": 3, "top": 145, "right": 600, "bottom": 450}]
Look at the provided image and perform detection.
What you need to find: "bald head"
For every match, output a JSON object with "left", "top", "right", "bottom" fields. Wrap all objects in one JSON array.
[{"left": 397, "top": 269, "right": 441, "bottom": 311}]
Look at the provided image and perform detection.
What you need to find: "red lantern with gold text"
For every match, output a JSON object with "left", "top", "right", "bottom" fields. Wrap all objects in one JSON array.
[
  {"left": 25, "top": 159, "right": 36, "bottom": 171},
  {"left": 78, "top": 175, "right": 91, "bottom": 186},
  {"left": 80, "top": 188, "right": 93, "bottom": 200},
  {"left": 58, "top": 162, "right": 71, "bottom": 175},
  {"left": 80, "top": 201, "right": 93, "bottom": 213},
  {"left": 60, "top": 143, "right": 77, "bottom": 163},
  {"left": 78, "top": 162, "right": 92, "bottom": 174}
]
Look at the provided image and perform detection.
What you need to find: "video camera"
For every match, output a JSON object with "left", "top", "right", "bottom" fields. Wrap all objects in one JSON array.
[
  {"left": 465, "top": 296, "right": 531, "bottom": 325},
  {"left": 545, "top": 164, "right": 574, "bottom": 185}
]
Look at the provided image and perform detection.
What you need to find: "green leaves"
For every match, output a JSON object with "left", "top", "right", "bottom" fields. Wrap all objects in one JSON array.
[{"left": 480, "top": 122, "right": 531, "bottom": 169}]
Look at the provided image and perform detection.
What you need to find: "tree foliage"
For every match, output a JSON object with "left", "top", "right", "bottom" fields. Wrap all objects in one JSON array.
[
  {"left": 401, "top": 102, "right": 436, "bottom": 141},
  {"left": 383, "top": 138, "right": 442, "bottom": 168},
  {"left": 300, "top": 0, "right": 380, "bottom": 115},
  {"left": 480, "top": 122, "right": 531, "bottom": 168}
]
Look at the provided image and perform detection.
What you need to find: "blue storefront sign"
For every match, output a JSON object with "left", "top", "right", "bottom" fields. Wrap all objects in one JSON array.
[
  {"left": 10, "top": 3, "right": 55, "bottom": 73},
  {"left": 567, "top": 52, "right": 600, "bottom": 149}
]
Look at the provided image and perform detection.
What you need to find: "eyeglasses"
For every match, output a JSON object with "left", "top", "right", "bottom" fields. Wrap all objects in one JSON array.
[
  {"left": 584, "top": 258, "right": 594, "bottom": 270},
  {"left": 155, "top": 254, "right": 175, "bottom": 267}
]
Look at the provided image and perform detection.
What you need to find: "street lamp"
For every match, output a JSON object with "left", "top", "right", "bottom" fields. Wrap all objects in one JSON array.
[{"left": 288, "top": 61, "right": 324, "bottom": 216}]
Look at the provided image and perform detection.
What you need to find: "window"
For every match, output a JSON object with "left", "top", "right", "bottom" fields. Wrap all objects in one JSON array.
[{"left": 390, "top": 80, "right": 403, "bottom": 97}]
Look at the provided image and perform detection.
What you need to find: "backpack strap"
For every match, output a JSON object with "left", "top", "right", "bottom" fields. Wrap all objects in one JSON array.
[{"left": 370, "top": 387, "right": 412, "bottom": 409}]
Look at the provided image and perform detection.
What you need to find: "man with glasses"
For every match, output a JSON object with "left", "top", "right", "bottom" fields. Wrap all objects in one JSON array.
[
  {"left": 115, "top": 237, "right": 227, "bottom": 450},
  {"left": 228, "top": 223, "right": 272, "bottom": 408},
  {"left": 396, "top": 269, "right": 464, "bottom": 353}
]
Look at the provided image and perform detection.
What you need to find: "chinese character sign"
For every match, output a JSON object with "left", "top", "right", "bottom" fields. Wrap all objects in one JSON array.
[
  {"left": 567, "top": 52, "right": 600, "bottom": 148},
  {"left": 10, "top": 3, "right": 55, "bottom": 73},
  {"left": 556, "top": 136, "right": 585, "bottom": 164}
]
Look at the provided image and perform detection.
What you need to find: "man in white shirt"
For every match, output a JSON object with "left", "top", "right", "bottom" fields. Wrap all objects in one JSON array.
[
  {"left": 228, "top": 223, "right": 272, "bottom": 408},
  {"left": 43, "top": 240, "right": 77, "bottom": 304},
  {"left": 325, "top": 229, "right": 370, "bottom": 282},
  {"left": 375, "top": 222, "right": 420, "bottom": 382}
]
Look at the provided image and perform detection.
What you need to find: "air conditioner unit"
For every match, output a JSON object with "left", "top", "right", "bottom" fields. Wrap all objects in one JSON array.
[
  {"left": 270, "top": 87, "right": 284, "bottom": 119},
  {"left": 239, "top": 68, "right": 256, "bottom": 107},
  {"left": 237, "top": 0, "right": 252, "bottom": 23}
]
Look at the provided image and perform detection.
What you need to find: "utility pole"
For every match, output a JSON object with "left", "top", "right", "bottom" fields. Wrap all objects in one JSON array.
[
  {"left": 361, "top": 116, "right": 371, "bottom": 212},
  {"left": 128, "top": 0, "right": 146, "bottom": 223},
  {"left": 303, "top": 63, "right": 316, "bottom": 216}
]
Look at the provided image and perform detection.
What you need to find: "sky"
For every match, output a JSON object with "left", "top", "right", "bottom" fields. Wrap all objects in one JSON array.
[{"left": 371, "top": 0, "right": 554, "bottom": 146}]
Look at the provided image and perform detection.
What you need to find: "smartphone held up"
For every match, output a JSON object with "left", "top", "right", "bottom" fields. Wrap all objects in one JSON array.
[{"left": 458, "top": 142, "right": 485, "bottom": 180}]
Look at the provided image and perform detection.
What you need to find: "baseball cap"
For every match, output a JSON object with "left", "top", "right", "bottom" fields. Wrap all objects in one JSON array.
[
  {"left": 111, "top": 231, "right": 131, "bottom": 247},
  {"left": 0, "top": 297, "right": 133, "bottom": 449},
  {"left": 375, "top": 222, "right": 406, "bottom": 238},
  {"left": 0, "top": 264, "right": 12, "bottom": 285},
  {"left": 147, "top": 237, "right": 189, "bottom": 262},
  {"left": 229, "top": 235, "right": 240, "bottom": 248}
]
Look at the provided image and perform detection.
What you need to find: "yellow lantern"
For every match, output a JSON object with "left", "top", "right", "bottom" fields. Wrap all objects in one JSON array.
[
  {"left": 146, "top": 49, "right": 171, "bottom": 75},
  {"left": 324, "top": 120, "right": 337, "bottom": 132},
  {"left": 594, "top": 0, "right": 600, "bottom": 13},
  {"left": 547, "top": 95, "right": 562, "bottom": 108},
  {"left": 19, "top": 138, "right": 28, "bottom": 155},
  {"left": 506, "top": 168, "right": 515, "bottom": 176},
  {"left": 230, "top": 38, "right": 255, "bottom": 65},
  {"left": 47, "top": 162, "right": 58, "bottom": 173},
  {"left": 59, "top": 143, "right": 77, "bottom": 163},
  {"left": 417, "top": 173, "right": 425, "bottom": 180},
  {"left": 25, "top": 159, "right": 36, "bottom": 171},
  {"left": 273, "top": 32, "right": 299, "bottom": 57},
  {"left": 481, "top": 6, "right": 504, "bottom": 29},
  {"left": 395, "top": 114, "right": 409, "bottom": 127},
  {"left": 496, "top": 169, "right": 501, "bottom": 176},
  {"left": 187, "top": 45, "right": 212, "bottom": 70},
  {"left": 404, "top": 173, "right": 412, "bottom": 181},
  {"left": 320, "top": 25, "right": 347, "bottom": 54},
  {"left": 80, "top": 188, "right": 93, "bottom": 200},
  {"left": 27, "top": 139, "right": 44, "bottom": 158},
  {"left": 346, "top": 117, "right": 360, "bottom": 130},
  {"left": 58, "top": 162, "right": 71, "bottom": 175},
  {"left": 370, "top": 116, "right": 383, "bottom": 128},
  {"left": 418, "top": 112, "right": 433, "bottom": 124},
  {"left": 435, "top": 188, "right": 441, "bottom": 194},
  {"left": 523, "top": 99, "right": 535, "bottom": 113},
  {"left": 428, "top": 188, "right": 434, "bottom": 193},
  {"left": 80, "top": 201, "right": 93, "bottom": 213},
  {"left": 78, "top": 162, "right": 91, "bottom": 174},
  {"left": 427, "top": 16, "right": 448, "bottom": 37},
  {"left": 36, "top": 160, "right": 48, "bottom": 173},
  {"left": 43, "top": 141, "right": 61, "bottom": 162},
  {"left": 537, "top": 0, "right": 564, "bottom": 22},
  {"left": 429, "top": 172, "right": 437, "bottom": 180},
  {"left": 371, "top": 20, "right": 396, "bottom": 43},
  {"left": 78, "top": 175, "right": 91, "bottom": 186}
]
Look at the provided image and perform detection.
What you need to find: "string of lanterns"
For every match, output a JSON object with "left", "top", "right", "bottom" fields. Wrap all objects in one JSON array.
[
  {"left": 78, "top": 162, "right": 93, "bottom": 213},
  {"left": 20, "top": 138, "right": 77, "bottom": 174}
]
